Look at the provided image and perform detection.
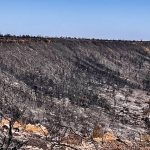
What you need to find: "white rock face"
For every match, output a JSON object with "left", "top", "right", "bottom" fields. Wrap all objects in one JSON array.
[{"left": 115, "top": 93, "right": 125, "bottom": 101}]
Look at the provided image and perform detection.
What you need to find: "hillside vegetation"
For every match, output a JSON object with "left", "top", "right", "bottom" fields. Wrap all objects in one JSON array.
[{"left": 0, "top": 35, "right": 150, "bottom": 149}]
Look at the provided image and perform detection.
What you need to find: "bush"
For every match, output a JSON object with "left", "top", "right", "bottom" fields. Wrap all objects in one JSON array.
[{"left": 143, "top": 72, "right": 150, "bottom": 91}]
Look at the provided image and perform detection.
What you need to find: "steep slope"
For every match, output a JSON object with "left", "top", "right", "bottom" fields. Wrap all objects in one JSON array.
[{"left": 0, "top": 36, "right": 150, "bottom": 149}]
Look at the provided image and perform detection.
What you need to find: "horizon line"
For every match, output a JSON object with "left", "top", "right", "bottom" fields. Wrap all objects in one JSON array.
[{"left": 0, "top": 33, "right": 149, "bottom": 42}]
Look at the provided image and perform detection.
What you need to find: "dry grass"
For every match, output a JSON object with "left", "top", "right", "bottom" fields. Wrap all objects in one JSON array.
[
  {"left": 61, "top": 133, "right": 82, "bottom": 146},
  {"left": 0, "top": 118, "right": 48, "bottom": 136}
]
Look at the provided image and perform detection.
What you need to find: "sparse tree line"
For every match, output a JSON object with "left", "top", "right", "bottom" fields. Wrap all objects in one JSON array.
[{"left": 1, "top": 33, "right": 150, "bottom": 44}]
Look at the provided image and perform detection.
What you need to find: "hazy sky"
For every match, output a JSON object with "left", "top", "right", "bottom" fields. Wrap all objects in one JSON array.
[{"left": 0, "top": 0, "right": 150, "bottom": 40}]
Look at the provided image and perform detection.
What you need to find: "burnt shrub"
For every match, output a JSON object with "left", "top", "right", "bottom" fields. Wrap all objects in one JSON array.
[{"left": 143, "top": 72, "right": 150, "bottom": 91}]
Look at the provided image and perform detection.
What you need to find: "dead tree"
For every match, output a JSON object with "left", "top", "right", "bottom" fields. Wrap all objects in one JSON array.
[{"left": 0, "top": 103, "right": 27, "bottom": 150}]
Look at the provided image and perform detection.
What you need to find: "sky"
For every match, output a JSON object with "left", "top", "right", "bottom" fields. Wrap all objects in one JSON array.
[{"left": 0, "top": 0, "right": 150, "bottom": 40}]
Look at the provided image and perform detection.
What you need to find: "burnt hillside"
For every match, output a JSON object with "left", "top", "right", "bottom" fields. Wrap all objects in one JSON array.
[{"left": 0, "top": 36, "right": 150, "bottom": 149}]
